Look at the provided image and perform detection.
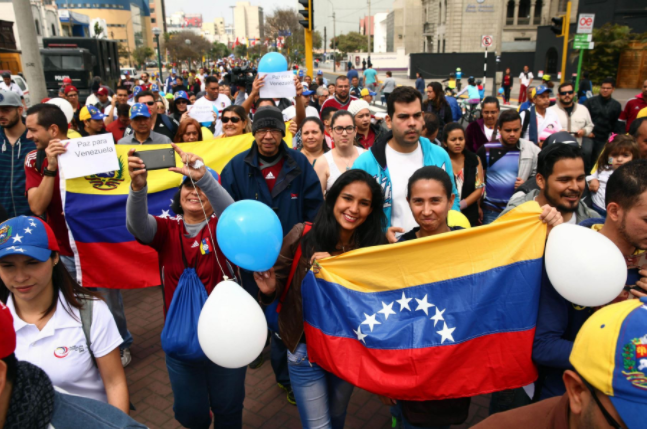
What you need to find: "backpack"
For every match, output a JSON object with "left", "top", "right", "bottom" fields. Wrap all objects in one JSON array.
[
  {"left": 264, "top": 222, "right": 312, "bottom": 332},
  {"left": 79, "top": 296, "right": 97, "bottom": 367}
]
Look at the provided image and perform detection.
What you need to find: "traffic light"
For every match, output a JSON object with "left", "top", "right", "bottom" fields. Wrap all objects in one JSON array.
[
  {"left": 298, "top": 0, "right": 313, "bottom": 31},
  {"left": 551, "top": 16, "right": 565, "bottom": 37}
]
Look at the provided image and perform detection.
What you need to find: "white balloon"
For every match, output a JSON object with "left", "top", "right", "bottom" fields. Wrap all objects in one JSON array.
[
  {"left": 545, "top": 224, "right": 626, "bottom": 307},
  {"left": 46, "top": 98, "right": 74, "bottom": 124},
  {"left": 198, "top": 280, "right": 268, "bottom": 368}
]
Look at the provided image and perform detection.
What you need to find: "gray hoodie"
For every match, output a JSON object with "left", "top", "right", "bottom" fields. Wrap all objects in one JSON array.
[{"left": 499, "top": 188, "right": 599, "bottom": 223}]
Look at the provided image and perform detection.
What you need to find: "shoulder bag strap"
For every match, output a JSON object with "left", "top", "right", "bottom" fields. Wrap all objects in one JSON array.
[
  {"left": 79, "top": 297, "right": 97, "bottom": 368},
  {"left": 276, "top": 222, "right": 312, "bottom": 313}
]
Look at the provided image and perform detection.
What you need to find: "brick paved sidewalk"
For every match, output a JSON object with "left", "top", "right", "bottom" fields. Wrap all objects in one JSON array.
[{"left": 123, "top": 287, "right": 490, "bottom": 429}]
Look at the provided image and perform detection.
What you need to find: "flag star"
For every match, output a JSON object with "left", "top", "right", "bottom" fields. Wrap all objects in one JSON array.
[
  {"left": 29, "top": 221, "right": 36, "bottom": 227},
  {"left": 415, "top": 294, "right": 434, "bottom": 316},
  {"left": 6, "top": 246, "right": 15, "bottom": 250},
  {"left": 14, "top": 248, "right": 24, "bottom": 253},
  {"left": 159, "top": 209, "right": 170, "bottom": 219},
  {"left": 361, "top": 313, "right": 381, "bottom": 332},
  {"left": 396, "top": 292, "right": 412, "bottom": 311},
  {"left": 378, "top": 301, "right": 396, "bottom": 320},
  {"left": 353, "top": 325, "right": 368, "bottom": 344},
  {"left": 430, "top": 307, "right": 446, "bottom": 327},
  {"left": 11, "top": 234, "right": 22, "bottom": 243},
  {"left": 437, "top": 322, "right": 456, "bottom": 344},
  {"left": 24, "top": 227, "right": 33, "bottom": 234}
]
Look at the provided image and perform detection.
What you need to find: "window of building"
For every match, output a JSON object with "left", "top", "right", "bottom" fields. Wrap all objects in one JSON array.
[
  {"left": 34, "top": 19, "right": 40, "bottom": 36},
  {"left": 517, "top": 0, "right": 531, "bottom": 25},
  {"left": 545, "top": 47, "right": 558, "bottom": 74},
  {"left": 506, "top": 0, "right": 515, "bottom": 25},
  {"left": 438, "top": 0, "right": 442, "bottom": 25},
  {"left": 443, "top": 0, "right": 447, "bottom": 24},
  {"left": 51, "top": 23, "right": 56, "bottom": 35},
  {"left": 151, "top": 18, "right": 156, "bottom": 23},
  {"left": 557, "top": 0, "right": 568, "bottom": 13},
  {"left": 442, "top": 38, "right": 445, "bottom": 53},
  {"left": 534, "top": 0, "right": 542, "bottom": 24}
]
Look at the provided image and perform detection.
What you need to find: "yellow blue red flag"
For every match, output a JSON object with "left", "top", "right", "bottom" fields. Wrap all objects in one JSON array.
[{"left": 302, "top": 202, "right": 546, "bottom": 400}]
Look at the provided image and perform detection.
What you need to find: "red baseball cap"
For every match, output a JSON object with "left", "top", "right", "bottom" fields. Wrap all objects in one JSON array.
[
  {"left": 64, "top": 85, "right": 78, "bottom": 95},
  {"left": 97, "top": 87, "right": 109, "bottom": 96},
  {"left": 0, "top": 302, "right": 16, "bottom": 359},
  {"left": 63, "top": 77, "right": 72, "bottom": 84}
]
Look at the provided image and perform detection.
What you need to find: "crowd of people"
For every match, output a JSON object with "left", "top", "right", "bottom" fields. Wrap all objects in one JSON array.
[{"left": 0, "top": 56, "right": 646, "bottom": 429}]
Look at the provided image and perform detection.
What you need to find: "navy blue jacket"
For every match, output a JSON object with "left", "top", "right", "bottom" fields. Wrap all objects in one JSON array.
[
  {"left": 220, "top": 140, "right": 323, "bottom": 236},
  {"left": 0, "top": 127, "right": 35, "bottom": 218}
]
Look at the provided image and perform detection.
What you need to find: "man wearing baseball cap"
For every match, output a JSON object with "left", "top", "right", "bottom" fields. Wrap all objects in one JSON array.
[
  {"left": 0, "top": 72, "right": 26, "bottom": 110},
  {"left": 360, "top": 87, "right": 376, "bottom": 104},
  {"left": 0, "top": 90, "right": 35, "bottom": 218},
  {"left": 117, "top": 103, "right": 172, "bottom": 145},
  {"left": 475, "top": 298, "right": 647, "bottom": 428},
  {"left": 519, "top": 85, "right": 562, "bottom": 146},
  {"left": 79, "top": 105, "right": 107, "bottom": 137},
  {"left": 0, "top": 300, "right": 148, "bottom": 428}
]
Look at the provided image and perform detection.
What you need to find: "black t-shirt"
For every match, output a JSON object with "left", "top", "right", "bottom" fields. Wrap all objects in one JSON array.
[
  {"left": 398, "top": 226, "right": 464, "bottom": 242},
  {"left": 564, "top": 104, "right": 575, "bottom": 116}
]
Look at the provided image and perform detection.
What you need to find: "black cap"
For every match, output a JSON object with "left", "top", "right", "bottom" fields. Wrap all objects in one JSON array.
[
  {"left": 252, "top": 106, "right": 286, "bottom": 137},
  {"left": 1, "top": 72, "right": 10, "bottom": 78},
  {"left": 543, "top": 131, "right": 578, "bottom": 148}
]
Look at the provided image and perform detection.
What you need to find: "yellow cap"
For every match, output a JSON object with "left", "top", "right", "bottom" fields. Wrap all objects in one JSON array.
[{"left": 638, "top": 106, "right": 647, "bottom": 119}]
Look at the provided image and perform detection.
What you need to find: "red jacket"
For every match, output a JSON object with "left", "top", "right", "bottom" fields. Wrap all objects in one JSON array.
[{"left": 620, "top": 92, "right": 647, "bottom": 132}]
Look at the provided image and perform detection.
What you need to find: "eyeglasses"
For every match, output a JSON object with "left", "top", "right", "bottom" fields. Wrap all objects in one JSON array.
[
  {"left": 143, "top": 101, "right": 155, "bottom": 106},
  {"left": 560, "top": 91, "right": 574, "bottom": 95},
  {"left": 333, "top": 126, "right": 355, "bottom": 134},
  {"left": 255, "top": 129, "right": 281, "bottom": 137},
  {"left": 581, "top": 377, "right": 623, "bottom": 429},
  {"left": 222, "top": 116, "right": 241, "bottom": 124}
]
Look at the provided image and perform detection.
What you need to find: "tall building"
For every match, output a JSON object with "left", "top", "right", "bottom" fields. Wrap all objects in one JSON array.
[
  {"left": 0, "top": 0, "right": 62, "bottom": 48},
  {"left": 374, "top": 13, "right": 388, "bottom": 53},
  {"left": 149, "top": 0, "right": 167, "bottom": 33},
  {"left": 233, "top": 1, "right": 263, "bottom": 40}
]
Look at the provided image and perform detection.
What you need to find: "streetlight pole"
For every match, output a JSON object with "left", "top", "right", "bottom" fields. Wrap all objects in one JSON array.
[
  {"left": 152, "top": 27, "right": 163, "bottom": 80},
  {"left": 185, "top": 39, "right": 192, "bottom": 72},
  {"left": 327, "top": 0, "right": 336, "bottom": 72}
]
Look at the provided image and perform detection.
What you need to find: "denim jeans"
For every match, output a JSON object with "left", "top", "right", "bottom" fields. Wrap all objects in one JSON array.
[
  {"left": 288, "top": 343, "right": 354, "bottom": 429},
  {"left": 390, "top": 403, "right": 450, "bottom": 429},
  {"left": 482, "top": 209, "right": 501, "bottom": 225},
  {"left": 166, "top": 354, "right": 247, "bottom": 429},
  {"left": 59, "top": 255, "right": 133, "bottom": 350},
  {"left": 271, "top": 331, "right": 291, "bottom": 387}
]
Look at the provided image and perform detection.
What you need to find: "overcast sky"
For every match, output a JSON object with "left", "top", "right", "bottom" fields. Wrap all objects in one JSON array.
[{"left": 164, "top": 0, "right": 393, "bottom": 36}]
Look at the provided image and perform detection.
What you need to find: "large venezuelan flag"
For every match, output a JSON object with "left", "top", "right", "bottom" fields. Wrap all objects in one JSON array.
[
  {"left": 302, "top": 202, "right": 546, "bottom": 401},
  {"left": 61, "top": 134, "right": 255, "bottom": 289}
]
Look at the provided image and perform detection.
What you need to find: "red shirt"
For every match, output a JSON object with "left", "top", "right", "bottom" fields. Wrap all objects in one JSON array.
[
  {"left": 261, "top": 158, "right": 284, "bottom": 193},
  {"left": 620, "top": 93, "right": 647, "bottom": 132},
  {"left": 106, "top": 120, "right": 127, "bottom": 142},
  {"left": 357, "top": 128, "right": 376, "bottom": 149},
  {"left": 147, "top": 215, "right": 231, "bottom": 312},
  {"left": 24, "top": 151, "right": 73, "bottom": 256},
  {"left": 139, "top": 83, "right": 152, "bottom": 91},
  {"left": 319, "top": 95, "right": 358, "bottom": 117}
]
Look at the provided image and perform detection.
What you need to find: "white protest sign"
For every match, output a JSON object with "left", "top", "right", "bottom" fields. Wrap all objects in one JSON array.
[
  {"left": 259, "top": 71, "right": 297, "bottom": 99},
  {"left": 187, "top": 103, "right": 216, "bottom": 123},
  {"left": 57, "top": 133, "right": 119, "bottom": 180}
]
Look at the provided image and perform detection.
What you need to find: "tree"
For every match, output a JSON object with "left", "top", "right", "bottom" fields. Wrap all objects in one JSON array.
[
  {"left": 131, "top": 46, "right": 154, "bottom": 67},
  {"left": 234, "top": 44, "right": 248, "bottom": 58},
  {"left": 211, "top": 42, "right": 231, "bottom": 60},
  {"left": 163, "top": 31, "right": 212, "bottom": 69},
  {"left": 330, "top": 32, "right": 368, "bottom": 54},
  {"left": 312, "top": 30, "right": 322, "bottom": 50},
  {"left": 93, "top": 22, "right": 104, "bottom": 39},
  {"left": 581, "top": 24, "right": 647, "bottom": 84}
]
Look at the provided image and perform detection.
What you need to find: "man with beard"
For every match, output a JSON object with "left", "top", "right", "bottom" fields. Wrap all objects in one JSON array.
[
  {"left": 319, "top": 76, "right": 357, "bottom": 114},
  {"left": 0, "top": 91, "right": 35, "bottom": 217},
  {"left": 532, "top": 159, "right": 647, "bottom": 401},
  {"left": 500, "top": 144, "right": 598, "bottom": 223}
]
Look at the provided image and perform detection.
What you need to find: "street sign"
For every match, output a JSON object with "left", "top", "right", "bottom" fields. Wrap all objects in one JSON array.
[
  {"left": 573, "top": 41, "right": 594, "bottom": 50},
  {"left": 481, "top": 35, "right": 493, "bottom": 48},
  {"left": 577, "top": 13, "right": 595, "bottom": 34},
  {"left": 574, "top": 34, "right": 592, "bottom": 43}
]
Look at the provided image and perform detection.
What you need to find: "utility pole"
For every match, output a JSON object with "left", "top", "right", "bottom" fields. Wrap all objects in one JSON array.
[
  {"left": 560, "top": 1, "right": 572, "bottom": 83},
  {"left": 11, "top": 0, "right": 47, "bottom": 101},
  {"left": 332, "top": 12, "right": 336, "bottom": 72},
  {"left": 324, "top": 27, "right": 327, "bottom": 61},
  {"left": 366, "top": 0, "right": 371, "bottom": 58}
]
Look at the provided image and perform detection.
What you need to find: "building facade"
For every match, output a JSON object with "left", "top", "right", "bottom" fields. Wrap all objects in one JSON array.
[
  {"left": 149, "top": 0, "right": 166, "bottom": 34},
  {"left": 233, "top": 1, "right": 263, "bottom": 40},
  {"left": 374, "top": 12, "right": 388, "bottom": 53},
  {"left": 0, "top": 0, "right": 62, "bottom": 49}
]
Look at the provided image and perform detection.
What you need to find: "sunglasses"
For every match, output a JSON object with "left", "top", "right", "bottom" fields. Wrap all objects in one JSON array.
[
  {"left": 222, "top": 116, "right": 241, "bottom": 124},
  {"left": 176, "top": 100, "right": 188, "bottom": 104},
  {"left": 560, "top": 91, "right": 574, "bottom": 95},
  {"left": 143, "top": 101, "right": 155, "bottom": 106}
]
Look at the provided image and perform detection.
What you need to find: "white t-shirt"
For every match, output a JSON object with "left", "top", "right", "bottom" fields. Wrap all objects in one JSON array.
[
  {"left": 519, "top": 72, "right": 534, "bottom": 86},
  {"left": 0, "top": 81, "right": 23, "bottom": 97},
  {"left": 282, "top": 105, "right": 320, "bottom": 121},
  {"left": 566, "top": 214, "right": 577, "bottom": 225},
  {"left": 103, "top": 105, "right": 118, "bottom": 120},
  {"left": 9, "top": 291, "right": 123, "bottom": 403},
  {"left": 386, "top": 143, "right": 424, "bottom": 232},
  {"left": 195, "top": 94, "right": 231, "bottom": 136}
]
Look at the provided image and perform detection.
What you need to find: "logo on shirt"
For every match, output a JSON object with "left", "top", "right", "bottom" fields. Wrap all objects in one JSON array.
[
  {"left": 191, "top": 240, "right": 199, "bottom": 248},
  {"left": 622, "top": 335, "right": 647, "bottom": 390},
  {"left": 54, "top": 345, "right": 86, "bottom": 358},
  {"left": 85, "top": 156, "right": 125, "bottom": 191},
  {"left": 265, "top": 171, "right": 276, "bottom": 180},
  {"left": 291, "top": 193, "right": 298, "bottom": 199},
  {"left": 200, "top": 238, "right": 211, "bottom": 255},
  {"left": 0, "top": 225, "right": 12, "bottom": 245}
]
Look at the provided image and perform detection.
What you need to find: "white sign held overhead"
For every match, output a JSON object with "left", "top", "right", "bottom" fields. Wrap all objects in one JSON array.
[
  {"left": 259, "top": 71, "right": 297, "bottom": 99},
  {"left": 577, "top": 14, "right": 595, "bottom": 34},
  {"left": 187, "top": 104, "right": 216, "bottom": 123},
  {"left": 57, "top": 133, "right": 120, "bottom": 180},
  {"left": 481, "top": 35, "right": 493, "bottom": 48}
]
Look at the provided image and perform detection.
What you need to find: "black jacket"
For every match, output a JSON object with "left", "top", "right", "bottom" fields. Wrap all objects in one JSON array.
[{"left": 583, "top": 95, "right": 623, "bottom": 141}]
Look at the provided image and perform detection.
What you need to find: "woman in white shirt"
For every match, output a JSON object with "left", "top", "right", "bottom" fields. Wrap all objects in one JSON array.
[
  {"left": 315, "top": 110, "right": 365, "bottom": 193},
  {"left": 0, "top": 216, "right": 129, "bottom": 414}
]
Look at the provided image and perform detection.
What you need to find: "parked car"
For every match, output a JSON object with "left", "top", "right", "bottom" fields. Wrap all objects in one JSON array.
[
  {"left": 145, "top": 61, "right": 157, "bottom": 68},
  {"left": 12, "top": 74, "right": 30, "bottom": 107}
]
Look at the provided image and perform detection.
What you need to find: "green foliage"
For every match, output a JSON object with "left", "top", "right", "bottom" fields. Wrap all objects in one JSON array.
[
  {"left": 211, "top": 42, "right": 231, "bottom": 59},
  {"left": 312, "top": 30, "right": 322, "bottom": 50},
  {"left": 234, "top": 44, "right": 248, "bottom": 57},
  {"left": 329, "top": 32, "right": 368, "bottom": 54},
  {"left": 582, "top": 23, "right": 647, "bottom": 84},
  {"left": 131, "top": 46, "right": 154, "bottom": 67}
]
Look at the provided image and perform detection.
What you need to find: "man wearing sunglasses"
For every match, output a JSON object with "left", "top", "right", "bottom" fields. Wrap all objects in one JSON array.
[
  {"left": 476, "top": 298, "right": 647, "bottom": 429},
  {"left": 121, "top": 90, "right": 178, "bottom": 141},
  {"left": 117, "top": 103, "right": 172, "bottom": 144},
  {"left": 549, "top": 82, "right": 594, "bottom": 149}
]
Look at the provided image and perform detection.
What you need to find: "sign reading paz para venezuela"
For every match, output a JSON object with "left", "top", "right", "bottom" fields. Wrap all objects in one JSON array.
[{"left": 58, "top": 133, "right": 120, "bottom": 180}]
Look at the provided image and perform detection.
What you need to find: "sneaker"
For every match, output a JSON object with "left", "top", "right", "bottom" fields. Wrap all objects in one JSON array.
[
  {"left": 120, "top": 348, "right": 132, "bottom": 367},
  {"left": 278, "top": 383, "right": 296, "bottom": 406},
  {"left": 248, "top": 353, "right": 265, "bottom": 369}
]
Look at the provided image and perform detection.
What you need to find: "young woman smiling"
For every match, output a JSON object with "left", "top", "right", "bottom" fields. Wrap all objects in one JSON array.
[
  {"left": 298, "top": 117, "right": 329, "bottom": 166},
  {"left": 217, "top": 105, "right": 251, "bottom": 138},
  {"left": 0, "top": 216, "right": 130, "bottom": 414},
  {"left": 254, "top": 169, "right": 387, "bottom": 429}
]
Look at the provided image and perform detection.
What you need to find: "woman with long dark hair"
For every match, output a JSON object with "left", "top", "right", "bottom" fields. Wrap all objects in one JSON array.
[
  {"left": 298, "top": 117, "right": 329, "bottom": 166},
  {"left": 465, "top": 96, "right": 500, "bottom": 153},
  {"left": 254, "top": 169, "right": 387, "bottom": 429},
  {"left": 423, "top": 82, "right": 453, "bottom": 140},
  {"left": 0, "top": 216, "right": 130, "bottom": 414},
  {"left": 217, "top": 105, "right": 251, "bottom": 138}
]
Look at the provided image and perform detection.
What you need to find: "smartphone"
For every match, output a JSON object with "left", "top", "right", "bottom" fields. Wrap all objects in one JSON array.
[{"left": 133, "top": 148, "right": 176, "bottom": 171}]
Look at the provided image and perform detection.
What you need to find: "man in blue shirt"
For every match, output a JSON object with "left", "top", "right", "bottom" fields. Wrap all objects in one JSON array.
[
  {"left": 347, "top": 65, "right": 359, "bottom": 82},
  {"left": 0, "top": 90, "right": 35, "bottom": 217}
]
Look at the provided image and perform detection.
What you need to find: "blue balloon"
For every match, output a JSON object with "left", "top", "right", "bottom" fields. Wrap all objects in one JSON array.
[
  {"left": 258, "top": 53, "right": 288, "bottom": 73},
  {"left": 216, "top": 200, "right": 283, "bottom": 272},
  {"left": 498, "top": 87, "right": 504, "bottom": 94}
]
